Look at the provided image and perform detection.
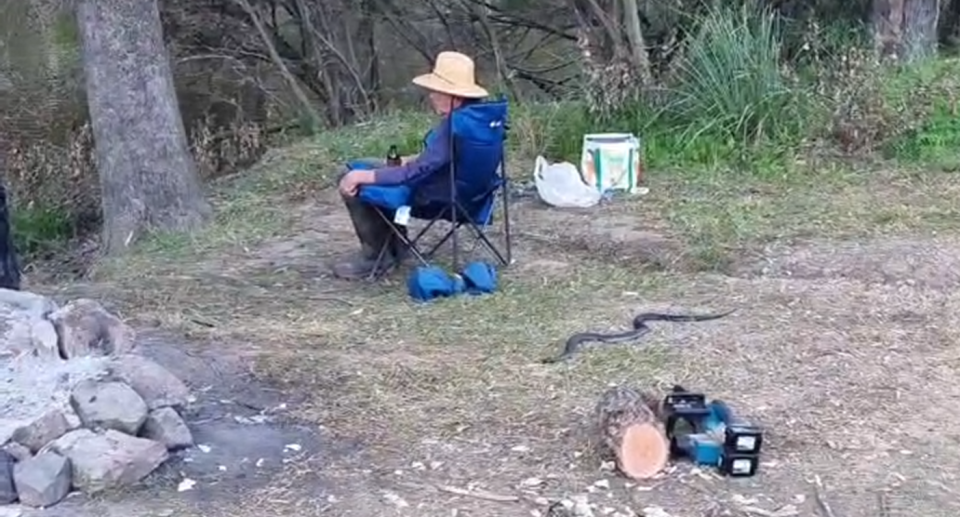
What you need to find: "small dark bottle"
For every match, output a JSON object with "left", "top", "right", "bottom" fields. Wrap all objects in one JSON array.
[{"left": 386, "top": 145, "right": 402, "bottom": 166}]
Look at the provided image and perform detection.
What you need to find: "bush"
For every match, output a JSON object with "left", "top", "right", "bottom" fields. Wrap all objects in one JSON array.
[
  {"left": 881, "top": 59, "right": 960, "bottom": 168},
  {"left": 505, "top": 3, "right": 805, "bottom": 170},
  {"left": 664, "top": 2, "right": 804, "bottom": 146},
  {"left": 506, "top": 9, "right": 960, "bottom": 175}
]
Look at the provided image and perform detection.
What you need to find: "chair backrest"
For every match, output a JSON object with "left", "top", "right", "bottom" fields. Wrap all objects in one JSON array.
[{"left": 449, "top": 98, "right": 508, "bottom": 205}]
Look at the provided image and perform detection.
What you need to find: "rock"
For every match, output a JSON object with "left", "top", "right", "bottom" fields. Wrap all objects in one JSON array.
[
  {"left": 140, "top": 408, "right": 193, "bottom": 450},
  {"left": 108, "top": 354, "right": 189, "bottom": 409},
  {"left": 570, "top": 495, "right": 595, "bottom": 517},
  {"left": 0, "top": 450, "right": 16, "bottom": 504},
  {"left": 2, "top": 443, "right": 31, "bottom": 463},
  {"left": 49, "top": 429, "right": 168, "bottom": 494},
  {"left": 61, "top": 406, "right": 82, "bottom": 430},
  {"left": 0, "top": 505, "right": 24, "bottom": 517},
  {"left": 13, "top": 451, "right": 71, "bottom": 508},
  {"left": 0, "top": 290, "right": 57, "bottom": 320},
  {"left": 0, "top": 421, "right": 23, "bottom": 450},
  {"left": 48, "top": 299, "right": 134, "bottom": 358},
  {"left": 70, "top": 380, "right": 148, "bottom": 435},
  {"left": 11, "top": 410, "right": 70, "bottom": 453},
  {"left": 0, "top": 304, "right": 60, "bottom": 361}
]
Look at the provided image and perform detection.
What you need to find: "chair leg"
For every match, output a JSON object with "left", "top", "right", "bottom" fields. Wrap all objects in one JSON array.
[
  {"left": 502, "top": 178, "right": 513, "bottom": 266},
  {"left": 425, "top": 226, "right": 456, "bottom": 258},
  {"left": 411, "top": 220, "right": 436, "bottom": 245},
  {"left": 363, "top": 211, "right": 430, "bottom": 282},
  {"left": 365, "top": 240, "right": 393, "bottom": 281},
  {"left": 468, "top": 223, "right": 509, "bottom": 266}
]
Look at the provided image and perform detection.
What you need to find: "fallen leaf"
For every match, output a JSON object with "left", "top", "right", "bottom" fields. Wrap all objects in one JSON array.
[
  {"left": 382, "top": 491, "right": 409, "bottom": 508},
  {"left": 177, "top": 478, "right": 196, "bottom": 492},
  {"left": 641, "top": 506, "right": 671, "bottom": 517}
]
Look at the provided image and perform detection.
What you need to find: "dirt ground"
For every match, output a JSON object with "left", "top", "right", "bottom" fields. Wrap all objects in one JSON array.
[{"left": 27, "top": 169, "right": 960, "bottom": 517}]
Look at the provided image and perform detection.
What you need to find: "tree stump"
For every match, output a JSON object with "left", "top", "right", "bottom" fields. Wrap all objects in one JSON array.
[{"left": 592, "top": 386, "right": 669, "bottom": 480}]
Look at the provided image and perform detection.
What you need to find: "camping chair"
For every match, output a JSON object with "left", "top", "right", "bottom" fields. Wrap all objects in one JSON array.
[{"left": 355, "top": 97, "right": 513, "bottom": 279}]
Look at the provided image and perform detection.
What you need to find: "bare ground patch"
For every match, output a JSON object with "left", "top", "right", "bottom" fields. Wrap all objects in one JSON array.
[
  {"left": 27, "top": 161, "right": 960, "bottom": 517},
  {"left": 734, "top": 235, "right": 960, "bottom": 288}
]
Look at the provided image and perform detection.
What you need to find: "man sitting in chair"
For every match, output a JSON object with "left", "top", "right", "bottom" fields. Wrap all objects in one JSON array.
[{"left": 333, "top": 51, "right": 489, "bottom": 280}]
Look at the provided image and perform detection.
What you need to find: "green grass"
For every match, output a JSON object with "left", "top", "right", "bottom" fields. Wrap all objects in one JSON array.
[
  {"left": 12, "top": 204, "right": 74, "bottom": 257},
  {"left": 882, "top": 58, "right": 960, "bottom": 171}
]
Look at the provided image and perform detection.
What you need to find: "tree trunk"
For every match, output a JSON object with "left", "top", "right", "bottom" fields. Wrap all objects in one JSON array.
[
  {"left": 77, "top": 0, "right": 210, "bottom": 254},
  {"left": 902, "top": 0, "right": 941, "bottom": 61},
  {"left": 872, "top": 0, "right": 906, "bottom": 59},
  {"left": 938, "top": 0, "right": 960, "bottom": 48},
  {"left": 592, "top": 386, "right": 669, "bottom": 480},
  {"left": 872, "top": 0, "right": 941, "bottom": 61},
  {"left": 620, "top": 0, "right": 651, "bottom": 85}
]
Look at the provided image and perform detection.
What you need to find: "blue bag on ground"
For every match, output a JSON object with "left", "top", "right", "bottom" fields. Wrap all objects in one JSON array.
[
  {"left": 407, "top": 266, "right": 466, "bottom": 302},
  {"left": 460, "top": 261, "right": 498, "bottom": 294}
]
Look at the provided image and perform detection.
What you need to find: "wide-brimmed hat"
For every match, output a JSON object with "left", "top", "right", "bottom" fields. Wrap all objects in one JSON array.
[{"left": 412, "top": 51, "right": 489, "bottom": 99}]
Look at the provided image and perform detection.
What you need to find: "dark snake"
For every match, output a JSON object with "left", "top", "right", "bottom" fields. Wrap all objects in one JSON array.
[{"left": 541, "top": 309, "right": 736, "bottom": 364}]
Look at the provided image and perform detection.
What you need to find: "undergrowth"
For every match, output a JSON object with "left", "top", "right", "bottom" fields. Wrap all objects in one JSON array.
[
  {"left": 334, "top": 7, "right": 933, "bottom": 179},
  {"left": 13, "top": 3, "right": 960, "bottom": 268}
]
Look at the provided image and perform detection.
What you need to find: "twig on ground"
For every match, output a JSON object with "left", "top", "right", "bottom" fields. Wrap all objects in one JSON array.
[
  {"left": 298, "top": 295, "right": 355, "bottom": 306},
  {"left": 739, "top": 506, "right": 800, "bottom": 517},
  {"left": 813, "top": 475, "right": 838, "bottom": 517},
  {"left": 877, "top": 491, "right": 889, "bottom": 517},
  {"left": 517, "top": 231, "right": 557, "bottom": 243},
  {"left": 436, "top": 484, "right": 520, "bottom": 502},
  {"left": 398, "top": 481, "right": 519, "bottom": 503},
  {"left": 189, "top": 317, "right": 217, "bottom": 328}
]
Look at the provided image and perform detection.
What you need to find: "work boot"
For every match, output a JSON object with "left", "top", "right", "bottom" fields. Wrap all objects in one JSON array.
[
  {"left": 337, "top": 189, "right": 399, "bottom": 279},
  {"left": 332, "top": 247, "right": 396, "bottom": 280}
]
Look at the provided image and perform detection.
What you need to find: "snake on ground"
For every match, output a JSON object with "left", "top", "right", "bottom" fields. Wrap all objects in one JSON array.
[{"left": 541, "top": 309, "right": 736, "bottom": 364}]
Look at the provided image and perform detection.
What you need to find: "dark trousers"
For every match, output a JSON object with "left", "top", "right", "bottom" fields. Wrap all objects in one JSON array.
[
  {"left": 338, "top": 159, "right": 407, "bottom": 260},
  {"left": 0, "top": 184, "right": 20, "bottom": 290}
]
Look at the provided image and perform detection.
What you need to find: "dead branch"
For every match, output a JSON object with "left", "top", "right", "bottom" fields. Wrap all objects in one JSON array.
[
  {"left": 813, "top": 475, "right": 839, "bottom": 517},
  {"left": 293, "top": 0, "right": 374, "bottom": 114},
  {"left": 436, "top": 484, "right": 519, "bottom": 502},
  {"left": 231, "top": 0, "right": 322, "bottom": 127}
]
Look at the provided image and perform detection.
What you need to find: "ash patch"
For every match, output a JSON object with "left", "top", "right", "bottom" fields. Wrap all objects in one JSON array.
[
  {"left": 10, "top": 330, "right": 355, "bottom": 517},
  {"left": 113, "top": 331, "right": 356, "bottom": 505},
  {"left": 0, "top": 356, "right": 108, "bottom": 439}
]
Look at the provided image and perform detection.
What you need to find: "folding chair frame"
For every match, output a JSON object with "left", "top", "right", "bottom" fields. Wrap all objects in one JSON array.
[{"left": 366, "top": 101, "right": 513, "bottom": 280}]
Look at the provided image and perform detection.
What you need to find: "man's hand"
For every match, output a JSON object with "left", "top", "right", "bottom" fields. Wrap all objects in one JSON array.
[
  {"left": 401, "top": 154, "right": 418, "bottom": 165},
  {"left": 339, "top": 170, "right": 374, "bottom": 197}
]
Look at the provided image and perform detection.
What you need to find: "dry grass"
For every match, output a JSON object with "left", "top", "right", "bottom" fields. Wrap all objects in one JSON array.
[{"left": 36, "top": 131, "right": 960, "bottom": 516}]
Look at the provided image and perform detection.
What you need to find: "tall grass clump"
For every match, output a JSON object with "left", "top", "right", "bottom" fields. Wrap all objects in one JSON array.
[
  {"left": 663, "top": 2, "right": 807, "bottom": 151},
  {"left": 520, "top": 2, "right": 814, "bottom": 169}
]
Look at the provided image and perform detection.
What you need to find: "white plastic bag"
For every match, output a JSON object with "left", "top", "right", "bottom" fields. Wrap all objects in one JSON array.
[{"left": 533, "top": 155, "right": 602, "bottom": 208}]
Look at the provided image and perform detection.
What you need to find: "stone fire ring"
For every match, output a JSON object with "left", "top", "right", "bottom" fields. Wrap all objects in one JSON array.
[{"left": 0, "top": 290, "right": 195, "bottom": 509}]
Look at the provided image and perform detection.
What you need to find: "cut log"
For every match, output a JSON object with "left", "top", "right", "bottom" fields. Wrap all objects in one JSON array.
[{"left": 592, "top": 386, "right": 669, "bottom": 480}]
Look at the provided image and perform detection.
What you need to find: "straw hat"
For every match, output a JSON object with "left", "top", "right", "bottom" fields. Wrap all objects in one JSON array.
[{"left": 412, "top": 51, "right": 489, "bottom": 99}]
